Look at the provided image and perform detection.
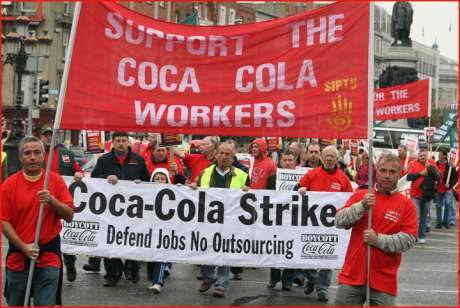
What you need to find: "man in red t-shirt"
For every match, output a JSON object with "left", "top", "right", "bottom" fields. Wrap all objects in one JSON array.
[
  {"left": 249, "top": 138, "right": 277, "bottom": 189},
  {"left": 2, "top": 136, "right": 74, "bottom": 306},
  {"left": 334, "top": 153, "right": 417, "bottom": 306},
  {"left": 407, "top": 148, "right": 439, "bottom": 243},
  {"left": 435, "top": 149, "right": 450, "bottom": 229},
  {"left": 180, "top": 136, "right": 218, "bottom": 183},
  {"left": 298, "top": 145, "right": 353, "bottom": 302}
]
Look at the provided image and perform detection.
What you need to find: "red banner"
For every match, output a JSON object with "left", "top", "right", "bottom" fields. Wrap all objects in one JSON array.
[
  {"left": 374, "top": 79, "right": 430, "bottom": 121},
  {"left": 60, "top": 2, "right": 370, "bottom": 138}
]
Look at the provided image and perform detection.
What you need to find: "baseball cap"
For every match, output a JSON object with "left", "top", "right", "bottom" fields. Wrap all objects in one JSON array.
[{"left": 40, "top": 124, "right": 53, "bottom": 135}]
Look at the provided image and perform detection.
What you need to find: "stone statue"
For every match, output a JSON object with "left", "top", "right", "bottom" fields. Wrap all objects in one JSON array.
[{"left": 391, "top": 1, "right": 413, "bottom": 47}]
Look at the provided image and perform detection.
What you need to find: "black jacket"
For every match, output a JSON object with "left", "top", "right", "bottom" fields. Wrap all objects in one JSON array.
[{"left": 91, "top": 148, "right": 150, "bottom": 181}]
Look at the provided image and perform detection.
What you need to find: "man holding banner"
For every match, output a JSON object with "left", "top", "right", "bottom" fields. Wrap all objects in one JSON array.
[
  {"left": 298, "top": 145, "right": 353, "bottom": 302},
  {"left": 90, "top": 131, "right": 150, "bottom": 287},
  {"left": 192, "top": 142, "right": 248, "bottom": 298},
  {"left": 2, "top": 136, "right": 74, "bottom": 306},
  {"left": 334, "top": 153, "right": 418, "bottom": 306}
]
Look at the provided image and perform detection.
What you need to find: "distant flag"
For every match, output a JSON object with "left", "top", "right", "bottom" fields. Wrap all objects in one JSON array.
[
  {"left": 449, "top": 23, "right": 452, "bottom": 32},
  {"left": 422, "top": 26, "right": 424, "bottom": 37}
]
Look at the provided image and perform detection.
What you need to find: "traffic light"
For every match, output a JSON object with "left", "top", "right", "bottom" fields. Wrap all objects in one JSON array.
[{"left": 38, "top": 79, "right": 49, "bottom": 105}]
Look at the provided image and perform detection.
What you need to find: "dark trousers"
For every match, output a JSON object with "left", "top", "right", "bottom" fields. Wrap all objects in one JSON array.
[
  {"left": 270, "top": 268, "right": 295, "bottom": 285},
  {"left": 63, "top": 254, "right": 76, "bottom": 268}
]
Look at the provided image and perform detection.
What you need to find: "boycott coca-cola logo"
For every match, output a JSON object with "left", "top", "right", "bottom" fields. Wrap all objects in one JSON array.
[
  {"left": 301, "top": 233, "right": 338, "bottom": 260},
  {"left": 61, "top": 220, "right": 99, "bottom": 247}
]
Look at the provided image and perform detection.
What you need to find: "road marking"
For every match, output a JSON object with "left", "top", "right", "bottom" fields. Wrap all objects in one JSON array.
[{"left": 399, "top": 268, "right": 458, "bottom": 273}]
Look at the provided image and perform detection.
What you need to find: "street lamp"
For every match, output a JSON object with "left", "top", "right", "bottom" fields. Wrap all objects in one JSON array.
[{"left": 3, "top": 14, "right": 52, "bottom": 176}]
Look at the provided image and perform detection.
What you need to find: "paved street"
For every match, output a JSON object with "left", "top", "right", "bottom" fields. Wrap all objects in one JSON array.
[{"left": 2, "top": 219, "right": 458, "bottom": 306}]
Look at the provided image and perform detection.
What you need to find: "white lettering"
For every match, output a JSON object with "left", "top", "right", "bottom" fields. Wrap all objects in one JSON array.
[
  {"left": 296, "top": 59, "right": 318, "bottom": 88},
  {"left": 105, "top": 13, "right": 124, "bottom": 39},
  {"left": 277, "top": 100, "right": 296, "bottom": 127},
  {"left": 118, "top": 58, "right": 136, "bottom": 87}
]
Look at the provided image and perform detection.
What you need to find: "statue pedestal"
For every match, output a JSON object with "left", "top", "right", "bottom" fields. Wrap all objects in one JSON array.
[{"left": 384, "top": 46, "right": 417, "bottom": 69}]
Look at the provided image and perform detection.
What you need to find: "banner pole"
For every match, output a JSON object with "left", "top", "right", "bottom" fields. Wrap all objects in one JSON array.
[
  {"left": 23, "top": 2, "right": 82, "bottom": 306},
  {"left": 366, "top": 2, "right": 375, "bottom": 306}
]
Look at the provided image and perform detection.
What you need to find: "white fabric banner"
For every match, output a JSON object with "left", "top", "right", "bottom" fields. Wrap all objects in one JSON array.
[
  {"left": 62, "top": 177, "right": 351, "bottom": 269},
  {"left": 276, "top": 167, "right": 311, "bottom": 191}
]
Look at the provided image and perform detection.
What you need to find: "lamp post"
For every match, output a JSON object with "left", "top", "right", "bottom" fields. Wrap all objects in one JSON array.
[{"left": 3, "top": 14, "right": 52, "bottom": 176}]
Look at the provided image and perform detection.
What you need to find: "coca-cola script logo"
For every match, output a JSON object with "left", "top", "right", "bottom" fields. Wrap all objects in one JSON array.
[
  {"left": 301, "top": 233, "right": 338, "bottom": 260},
  {"left": 62, "top": 220, "right": 100, "bottom": 247}
]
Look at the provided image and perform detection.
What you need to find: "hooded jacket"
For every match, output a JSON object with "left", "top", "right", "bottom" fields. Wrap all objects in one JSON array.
[
  {"left": 249, "top": 138, "right": 277, "bottom": 189},
  {"left": 150, "top": 167, "right": 172, "bottom": 184}
]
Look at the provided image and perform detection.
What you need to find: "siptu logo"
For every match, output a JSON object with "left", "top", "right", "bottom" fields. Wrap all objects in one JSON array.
[{"left": 327, "top": 95, "right": 352, "bottom": 131}]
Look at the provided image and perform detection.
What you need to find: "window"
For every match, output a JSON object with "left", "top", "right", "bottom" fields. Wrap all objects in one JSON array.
[
  {"left": 20, "top": 2, "right": 38, "bottom": 13},
  {"left": 229, "top": 8, "right": 236, "bottom": 25},
  {"left": 218, "top": 6, "right": 226, "bottom": 25},
  {"left": 62, "top": 28, "right": 70, "bottom": 61},
  {"left": 203, "top": 4, "right": 208, "bottom": 20},
  {"left": 174, "top": 11, "right": 180, "bottom": 23},
  {"left": 63, "top": 2, "right": 70, "bottom": 16}
]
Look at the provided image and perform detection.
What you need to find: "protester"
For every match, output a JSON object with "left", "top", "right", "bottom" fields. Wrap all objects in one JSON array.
[
  {"left": 435, "top": 149, "right": 450, "bottom": 229},
  {"left": 191, "top": 142, "right": 248, "bottom": 298},
  {"left": 224, "top": 139, "right": 250, "bottom": 280},
  {"left": 141, "top": 132, "right": 159, "bottom": 162},
  {"left": 40, "top": 124, "right": 83, "bottom": 282},
  {"left": 146, "top": 143, "right": 186, "bottom": 184},
  {"left": 334, "top": 153, "right": 418, "bottom": 306},
  {"left": 2, "top": 136, "right": 74, "bottom": 306},
  {"left": 354, "top": 152, "right": 376, "bottom": 190},
  {"left": 445, "top": 159, "right": 459, "bottom": 226},
  {"left": 90, "top": 131, "right": 150, "bottom": 287},
  {"left": 288, "top": 141, "right": 303, "bottom": 166},
  {"left": 147, "top": 168, "right": 173, "bottom": 293},
  {"left": 249, "top": 138, "right": 277, "bottom": 189},
  {"left": 407, "top": 147, "right": 440, "bottom": 243},
  {"left": 302, "top": 142, "right": 322, "bottom": 168},
  {"left": 266, "top": 151, "right": 295, "bottom": 291},
  {"left": 179, "top": 136, "right": 218, "bottom": 183},
  {"left": 297, "top": 145, "right": 353, "bottom": 302}
]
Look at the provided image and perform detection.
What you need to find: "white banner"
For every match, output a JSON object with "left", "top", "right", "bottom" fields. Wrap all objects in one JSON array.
[
  {"left": 62, "top": 177, "right": 352, "bottom": 269},
  {"left": 276, "top": 167, "right": 311, "bottom": 191}
]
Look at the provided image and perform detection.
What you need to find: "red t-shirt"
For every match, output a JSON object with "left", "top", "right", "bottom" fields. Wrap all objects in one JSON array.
[
  {"left": 184, "top": 153, "right": 213, "bottom": 183},
  {"left": 299, "top": 166, "right": 353, "bottom": 192},
  {"left": 337, "top": 189, "right": 418, "bottom": 296},
  {"left": 146, "top": 156, "right": 185, "bottom": 183},
  {"left": 44, "top": 148, "right": 82, "bottom": 174},
  {"left": 436, "top": 161, "right": 447, "bottom": 193},
  {"left": 400, "top": 156, "right": 415, "bottom": 177},
  {"left": 407, "top": 160, "right": 438, "bottom": 199},
  {"left": 2, "top": 171, "right": 74, "bottom": 271},
  {"left": 249, "top": 157, "right": 277, "bottom": 189}
]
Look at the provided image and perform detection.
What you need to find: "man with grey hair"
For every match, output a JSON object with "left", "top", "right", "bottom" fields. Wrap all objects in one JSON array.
[
  {"left": 334, "top": 153, "right": 418, "bottom": 306},
  {"left": 181, "top": 136, "right": 218, "bottom": 183},
  {"left": 297, "top": 145, "right": 353, "bottom": 302},
  {"left": 2, "top": 136, "right": 74, "bottom": 306}
]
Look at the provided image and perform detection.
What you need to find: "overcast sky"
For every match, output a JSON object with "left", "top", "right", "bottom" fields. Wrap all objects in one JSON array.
[{"left": 376, "top": 2, "right": 458, "bottom": 61}]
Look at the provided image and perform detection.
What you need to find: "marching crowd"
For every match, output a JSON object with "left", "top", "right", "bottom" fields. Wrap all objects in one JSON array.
[{"left": 1, "top": 126, "right": 458, "bottom": 306}]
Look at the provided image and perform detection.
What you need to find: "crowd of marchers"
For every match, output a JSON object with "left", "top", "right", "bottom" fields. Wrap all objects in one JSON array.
[{"left": 1, "top": 125, "right": 458, "bottom": 306}]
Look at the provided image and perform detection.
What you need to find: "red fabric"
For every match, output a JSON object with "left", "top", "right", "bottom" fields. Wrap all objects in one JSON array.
[
  {"left": 116, "top": 153, "right": 128, "bottom": 166},
  {"left": 249, "top": 138, "right": 277, "bottom": 189},
  {"left": 61, "top": 2, "right": 370, "bottom": 138},
  {"left": 141, "top": 144, "right": 153, "bottom": 162},
  {"left": 399, "top": 156, "right": 414, "bottom": 177},
  {"left": 374, "top": 79, "right": 430, "bottom": 120},
  {"left": 407, "top": 160, "right": 437, "bottom": 199},
  {"left": 299, "top": 166, "right": 353, "bottom": 192},
  {"left": 437, "top": 161, "right": 447, "bottom": 193},
  {"left": 337, "top": 189, "right": 418, "bottom": 296},
  {"left": 146, "top": 155, "right": 185, "bottom": 183},
  {"left": 44, "top": 148, "right": 83, "bottom": 174},
  {"left": 184, "top": 154, "right": 213, "bottom": 183},
  {"left": 2, "top": 171, "right": 74, "bottom": 270}
]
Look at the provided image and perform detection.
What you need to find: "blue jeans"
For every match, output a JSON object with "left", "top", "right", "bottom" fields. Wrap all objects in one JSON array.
[
  {"left": 435, "top": 192, "right": 449, "bottom": 225},
  {"left": 6, "top": 266, "right": 60, "bottom": 306},
  {"left": 446, "top": 190, "right": 457, "bottom": 224},
  {"left": 201, "top": 265, "right": 229, "bottom": 289},
  {"left": 304, "top": 269, "right": 332, "bottom": 294},
  {"left": 147, "top": 262, "right": 167, "bottom": 286},
  {"left": 412, "top": 197, "right": 427, "bottom": 239}
]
